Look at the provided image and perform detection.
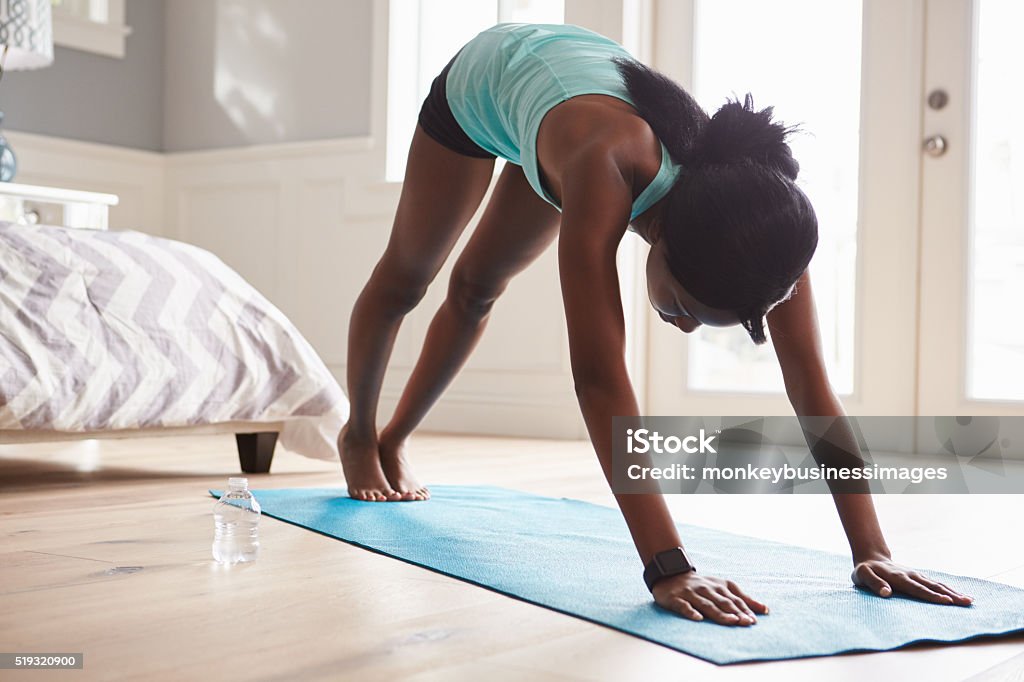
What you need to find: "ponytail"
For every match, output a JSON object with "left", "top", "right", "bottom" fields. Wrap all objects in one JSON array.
[
  {"left": 614, "top": 57, "right": 800, "bottom": 179},
  {"left": 612, "top": 57, "right": 707, "bottom": 166}
]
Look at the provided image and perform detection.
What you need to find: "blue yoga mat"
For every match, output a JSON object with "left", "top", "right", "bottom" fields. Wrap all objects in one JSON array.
[{"left": 209, "top": 485, "right": 1024, "bottom": 664}]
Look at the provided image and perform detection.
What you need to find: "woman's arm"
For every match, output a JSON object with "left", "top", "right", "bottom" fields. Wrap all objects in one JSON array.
[
  {"left": 767, "top": 271, "right": 971, "bottom": 605},
  {"left": 766, "top": 270, "right": 890, "bottom": 559},
  {"left": 557, "top": 145, "right": 679, "bottom": 565},
  {"left": 558, "top": 146, "right": 766, "bottom": 624}
]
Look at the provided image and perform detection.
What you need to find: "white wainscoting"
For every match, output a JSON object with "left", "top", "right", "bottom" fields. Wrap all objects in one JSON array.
[
  {"left": 164, "top": 141, "right": 585, "bottom": 438},
  {"left": 11, "top": 130, "right": 587, "bottom": 439},
  {"left": 5, "top": 131, "right": 165, "bottom": 235}
]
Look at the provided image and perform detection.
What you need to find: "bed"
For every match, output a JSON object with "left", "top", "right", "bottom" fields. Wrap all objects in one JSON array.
[{"left": 0, "top": 220, "right": 349, "bottom": 473}]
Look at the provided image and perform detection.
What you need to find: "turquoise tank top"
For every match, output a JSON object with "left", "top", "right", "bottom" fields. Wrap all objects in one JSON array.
[{"left": 445, "top": 23, "right": 681, "bottom": 221}]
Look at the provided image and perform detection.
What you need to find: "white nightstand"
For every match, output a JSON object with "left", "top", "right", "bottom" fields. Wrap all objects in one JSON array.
[{"left": 0, "top": 182, "right": 119, "bottom": 230}]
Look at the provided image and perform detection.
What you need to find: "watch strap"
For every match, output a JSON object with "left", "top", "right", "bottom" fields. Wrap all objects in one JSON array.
[{"left": 643, "top": 546, "right": 696, "bottom": 592}]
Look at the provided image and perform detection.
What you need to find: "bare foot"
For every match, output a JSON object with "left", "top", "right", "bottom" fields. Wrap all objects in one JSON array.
[
  {"left": 338, "top": 425, "right": 400, "bottom": 502},
  {"left": 378, "top": 430, "right": 430, "bottom": 501}
]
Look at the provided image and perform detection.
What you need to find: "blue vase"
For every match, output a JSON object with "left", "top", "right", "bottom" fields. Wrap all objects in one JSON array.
[{"left": 0, "top": 112, "right": 17, "bottom": 182}]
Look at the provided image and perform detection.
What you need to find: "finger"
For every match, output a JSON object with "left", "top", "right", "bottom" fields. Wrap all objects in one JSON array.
[
  {"left": 707, "top": 586, "right": 754, "bottom": 623},
  {"left": 697, "top": 588, "right": 746, "bottom": 619},
  {"left": 706, "top": 591, "right": 743, "bottom": 615},
  {"left": 710, "top": 593, "right": 754, "bottom": 625},
  {"left": 918, "top": 577, "right": 974, "bottom": 605},
  {"left": 671, "top": 598, "right": 704, "bottom": 621},
  {"left": 856, "top": 565, "right": 893, "bottom": 597},
  {"left": 893, "top": 575, "right": 954, "bottom": 604},
  {"left": 727, "top": 580, "right": 770, "bottom": 614},
  {"left": 691, "top": 595, "right": 742, "bottom": 626},
  {"left": 726, "top": 593, "right": 758, "bottom": 622},
  {"left": 912, "top": 573, "right": 959, "bottom": 595}
]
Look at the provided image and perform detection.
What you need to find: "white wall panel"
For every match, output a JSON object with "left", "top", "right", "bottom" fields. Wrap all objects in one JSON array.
[
  {"left": 7, "top": 130, "right": 165, "bottom": 235},
  {"left": 160, "top": 138, "right": 585, "bottom": 438}
]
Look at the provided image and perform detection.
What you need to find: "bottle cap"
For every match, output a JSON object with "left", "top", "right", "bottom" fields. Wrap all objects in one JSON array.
[{"left": 228, "top": 477, "right": 249, "bottom": 490}]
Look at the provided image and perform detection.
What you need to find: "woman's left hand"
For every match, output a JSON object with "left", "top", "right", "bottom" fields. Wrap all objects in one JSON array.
[{"left": 852, "top": 556, "right": 973, "bottom": 605}]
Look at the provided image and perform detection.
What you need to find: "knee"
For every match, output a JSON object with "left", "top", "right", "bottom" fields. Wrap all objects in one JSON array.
[
  {"left": 448, "top": 268, "right": 505, "bottom": 319},
  {"left": 366, "top": 263, "right": 431, "bottom": 316}
]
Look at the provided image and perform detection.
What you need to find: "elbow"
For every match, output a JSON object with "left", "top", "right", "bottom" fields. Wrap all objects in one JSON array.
[
  {"left": 788, "top": 382, "right": 842, "bottom": 416},
  {"left": 573, "top": 381, "right": 604, "bottom": 405},
  {"left": 571, "top": 370, "right": 629, "bottom": 405},
  {"left": 572, "top": 378, "right": 600, "bottom": 402},
  {"left": 782, "top": 362, "right": 838, "bottom": 415}
]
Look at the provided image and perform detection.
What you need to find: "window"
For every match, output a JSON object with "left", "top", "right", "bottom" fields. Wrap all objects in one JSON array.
[
  {"left": 685, "top": 0, "right": 862, "bottom": 395},
  {"left": 966, "top": 0, "right": 1024, "bottom": 401},
  {"left": 50, "top": 0, "right": 131, "bottom": 58},
  {"left": 386, "top": 0, "right": 565, "bottom": 182}
]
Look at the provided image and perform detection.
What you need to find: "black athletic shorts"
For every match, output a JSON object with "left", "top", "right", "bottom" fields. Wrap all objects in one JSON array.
[{"left": 417, "top": 51, "right": 497, "bottom": 159}]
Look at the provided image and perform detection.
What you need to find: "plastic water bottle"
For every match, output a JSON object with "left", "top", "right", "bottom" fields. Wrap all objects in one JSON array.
[{"left": 212, "top": 477, "right": 261, "bottom": 564}]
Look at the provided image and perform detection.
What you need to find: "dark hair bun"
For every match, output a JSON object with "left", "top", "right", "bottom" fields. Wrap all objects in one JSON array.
[
  {"left": 613, "top": 60, "right": 817, "bottom": 346},
  {"left": 693, "top": 95, "right": 800, "bottom": 180}
]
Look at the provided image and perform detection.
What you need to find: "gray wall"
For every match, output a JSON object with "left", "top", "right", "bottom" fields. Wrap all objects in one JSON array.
[
  {"left": 0, "top": 0, "right": 165, "bottom": 151},
  {"left": 162, "top": 0, "right": 373, "bottom": 152},
  {"left": 0, "top": 0, "right": 374, "bottom": 152}
]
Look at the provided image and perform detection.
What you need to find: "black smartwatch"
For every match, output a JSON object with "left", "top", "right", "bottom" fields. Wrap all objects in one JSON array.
[{"left": 643, "top": 546, "right": 696, "bottom": 592}]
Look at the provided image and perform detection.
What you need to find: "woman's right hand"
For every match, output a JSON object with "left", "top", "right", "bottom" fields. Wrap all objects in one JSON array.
[{"left": 652, "top": 572, "right": 768, "bottom": 625}]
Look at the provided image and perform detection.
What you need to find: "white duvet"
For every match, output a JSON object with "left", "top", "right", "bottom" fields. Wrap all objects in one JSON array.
[{"left": 0, "top": 221, "right": 348, "bottom": 461}]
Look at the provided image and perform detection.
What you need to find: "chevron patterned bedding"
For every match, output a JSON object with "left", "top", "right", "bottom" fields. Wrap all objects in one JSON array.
[{"left": 0, "top": 221, "right": 348, "bottom": 461}]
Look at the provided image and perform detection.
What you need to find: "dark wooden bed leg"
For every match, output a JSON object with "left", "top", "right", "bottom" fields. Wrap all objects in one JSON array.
[{"left": 236, "top": 432, "right": 278, "bottom": 473}]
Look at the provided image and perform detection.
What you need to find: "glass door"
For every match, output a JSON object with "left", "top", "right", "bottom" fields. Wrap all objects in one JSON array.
[
  {"left": 917, "top": 0, "right": 1024, "bottom": 415},
  {"left": 646, "top": 0, "right": 923, "bottom": 416}
]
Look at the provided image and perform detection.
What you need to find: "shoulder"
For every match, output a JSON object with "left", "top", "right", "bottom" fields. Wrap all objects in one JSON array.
[
  {"left": 555, "top": 102, "right": 663, "bottom": 203},
  {"left": 557, "top": 142, "right": 634, "bottom": 249}
]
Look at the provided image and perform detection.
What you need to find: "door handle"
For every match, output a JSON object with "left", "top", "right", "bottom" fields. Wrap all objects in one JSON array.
[{"left": 923, "top": 135, "right": 948, "bottom": 157}]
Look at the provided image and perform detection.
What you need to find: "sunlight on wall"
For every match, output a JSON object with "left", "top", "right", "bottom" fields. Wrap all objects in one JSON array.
[{"left": 214, "top": 0, "right": 290, "bottom": 141}]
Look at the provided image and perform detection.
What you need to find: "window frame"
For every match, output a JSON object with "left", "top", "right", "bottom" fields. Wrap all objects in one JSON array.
[
  {"left": 382, "top": 0, "right": 573, "bottom": 183},
  {"left": 51, "top": 0, "right": 131, "bottom": 59}
]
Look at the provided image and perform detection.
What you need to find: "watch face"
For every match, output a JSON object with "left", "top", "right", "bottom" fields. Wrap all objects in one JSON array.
[{"left": 658, "top": 549, "right": 691, "bottom": 572}]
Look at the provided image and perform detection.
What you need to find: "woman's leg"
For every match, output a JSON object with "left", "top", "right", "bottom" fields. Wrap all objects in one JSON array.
[
  {"left": 378, "top": 161, "right": 562, "bottom": 499},
  {"left": 341, "top": 126, "right": 495, "bottom": 501}
]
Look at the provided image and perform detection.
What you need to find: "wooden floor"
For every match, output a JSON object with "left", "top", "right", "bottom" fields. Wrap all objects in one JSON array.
[{"left": 2, "top": 433, "right": 1023, "bottom": 682}]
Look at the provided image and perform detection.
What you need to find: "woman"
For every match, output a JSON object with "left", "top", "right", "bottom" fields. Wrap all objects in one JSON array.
[{"left": 339, "top": 22, "right": 973, "bottom": 624}]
